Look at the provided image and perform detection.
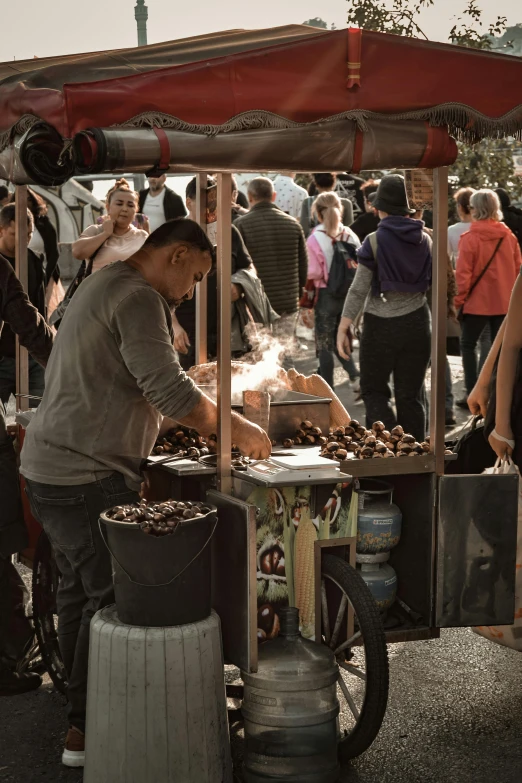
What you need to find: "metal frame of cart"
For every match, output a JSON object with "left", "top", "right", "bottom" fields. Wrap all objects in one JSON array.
[{"left": 2, "top": 24, "right": 520, "bottom": 762}]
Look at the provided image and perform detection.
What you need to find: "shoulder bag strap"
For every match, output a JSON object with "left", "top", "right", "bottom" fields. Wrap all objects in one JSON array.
[{"left": 462, "top": 236, "right": 503, "bottom": 306}]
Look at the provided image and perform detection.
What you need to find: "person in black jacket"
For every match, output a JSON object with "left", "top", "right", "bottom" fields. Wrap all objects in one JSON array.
[
  {"left": 0, "top": 205, "right": 47, "bottom": 406},
  {"left": 138, "top": 175, "right": 187, "bottom": 233},
  {"left": 172, "top": 175, "right": 254, "bottom": 369},
  {"left": 27, "top": 188, "right": 60, "bottom": 284},
  {"left": 350, "top": 187, "right": 380, "bottom": 242},
  {"left": 0, "top": 245, "right": 54, "bottom": 697},
  {"left": 496, "top": 188, "right": 522, "bottom": 251}
]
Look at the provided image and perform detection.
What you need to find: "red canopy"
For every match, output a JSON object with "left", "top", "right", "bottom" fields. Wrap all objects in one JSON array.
[{"left": 1, "top": 25, "right": 522, "bottom": 144}]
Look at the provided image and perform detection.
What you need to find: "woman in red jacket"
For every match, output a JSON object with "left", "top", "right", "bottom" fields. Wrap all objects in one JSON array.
[{"left": 456, "top": 189, "right": 522, "bottom": 400}]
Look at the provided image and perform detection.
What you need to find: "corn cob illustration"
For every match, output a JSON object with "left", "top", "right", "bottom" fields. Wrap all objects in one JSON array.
[{"left": 294, "top": 504, "right": 317, "bottom": 635}]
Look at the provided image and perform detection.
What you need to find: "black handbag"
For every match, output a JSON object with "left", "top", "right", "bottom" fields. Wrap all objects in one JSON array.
[{"left": 445, "top": 416, "right": 496, "bottom": 475}]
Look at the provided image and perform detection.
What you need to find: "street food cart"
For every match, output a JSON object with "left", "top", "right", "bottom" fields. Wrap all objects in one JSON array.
[{"left": 1, "top": 24, "right": 520, "bottom": 763}]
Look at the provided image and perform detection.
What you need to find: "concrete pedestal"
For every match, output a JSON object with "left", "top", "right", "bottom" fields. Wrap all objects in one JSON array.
[{"left": 84, "top": 606, "right": 232, "bottom": 782}]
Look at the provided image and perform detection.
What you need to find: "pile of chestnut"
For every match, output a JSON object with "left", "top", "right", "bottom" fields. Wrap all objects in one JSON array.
[
  {"left": 105, "top": 499, "right": 212, "bottom": 536},
  {"left": 281, "top": 420, "right": 328, "bottom": 450},
  {"left": 319, "top": 421, "right": 435, "bottom": 461},
  {"left": 152, "top": 426, "right": 216, "bottom": 460}
]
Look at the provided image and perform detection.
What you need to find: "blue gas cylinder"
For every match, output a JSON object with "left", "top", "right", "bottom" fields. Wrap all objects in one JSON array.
[{"left": 356, "top": 479, "right": 402, "bottom": 554}]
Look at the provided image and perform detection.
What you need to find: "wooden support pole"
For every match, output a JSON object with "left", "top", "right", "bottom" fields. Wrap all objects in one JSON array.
[
  {"left": 195, "top": 172, "right": 208, "bottom": 365},
  {"left": 430, "top": 168, "right": 449, "bottom": 475},
  {"left": 216, "top": 174, "right": 232, "bottom": 494},
  {"left": 15, "top": 186, "right": 29, "bottom": 412}
]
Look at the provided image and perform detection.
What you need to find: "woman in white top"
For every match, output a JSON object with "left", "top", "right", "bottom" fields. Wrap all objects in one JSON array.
[
  {"left": 306, "top": 192, "right": 361, "bottom": 389},
  {"left": 72, "top": 179, "right": 148, "bottom": 273}
]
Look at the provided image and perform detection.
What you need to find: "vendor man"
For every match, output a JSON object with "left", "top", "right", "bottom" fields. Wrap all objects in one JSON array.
[{"left": 21, "top": 218, "right": 271, "bottom": 768}]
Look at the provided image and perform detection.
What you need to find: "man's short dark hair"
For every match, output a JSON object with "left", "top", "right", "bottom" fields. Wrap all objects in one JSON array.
[
  {"left": 0, "top": 204, "right": 34, "bottom": 233},
  {"left": 248, "top": 177, "right": 274, "bottom": 202},
  {"left": 313, "top": 173, "right": 336, "bottom": 190},
  {"left": 0, "top": 186, "right": 10, "bottom": 202},
  {"left": 144, "top": 217, "right": 215, "bottom": 259},
  {"left": 186, "top": 175, "right": 216, "bottom": 201}
]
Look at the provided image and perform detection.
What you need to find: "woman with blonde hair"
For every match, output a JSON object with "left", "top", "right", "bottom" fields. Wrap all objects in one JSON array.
[
  {"left": 72, "top": 178, "right": 148, "bottom": 273},
  {"left": 306, "top": 191, "right": 361, "bottom": 388},
  {"left": 456, "top": 188, "right": 522, "bottom": 400}
]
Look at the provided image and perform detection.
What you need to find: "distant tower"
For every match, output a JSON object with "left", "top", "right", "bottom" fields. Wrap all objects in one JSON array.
[{"left": 135, "top": 0, "right": 148, "bottom": 47}]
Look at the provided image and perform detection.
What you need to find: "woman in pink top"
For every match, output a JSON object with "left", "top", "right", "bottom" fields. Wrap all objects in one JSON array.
[
  {"left": 306, "top": 192, "right": 361, "bottom": 389},
  {"left": 72, "top": 179, "right": 148, "bottom": 273},
  {"left": 456, "top": 188, "right": 522, "bottom": 397}
]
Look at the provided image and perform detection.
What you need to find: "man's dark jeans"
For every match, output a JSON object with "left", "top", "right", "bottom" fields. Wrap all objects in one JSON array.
[{"left": 25, "top": 474, "right": 139, "bottom": 732}]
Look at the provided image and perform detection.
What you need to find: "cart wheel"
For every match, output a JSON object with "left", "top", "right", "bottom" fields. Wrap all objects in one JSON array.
[
  {"left": 321, "top": 554, "right": 389, "bottom": 761},
  {"left": 32, "top": 531, "right": 67, "bottom": 695}
]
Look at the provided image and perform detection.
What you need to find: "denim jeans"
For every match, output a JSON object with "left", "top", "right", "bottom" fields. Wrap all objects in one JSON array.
[
  {"left": 0, "top": 356, "right": 45, "bottom": 408},
  {"left": 25, "top": 474, "right": 139, "bottom": 732},
  {"left": 460, "top": 315, "right": 504, "bottom": 395},
  {"left": 315, "top": 288, "right": 359, "bottom": 388}
]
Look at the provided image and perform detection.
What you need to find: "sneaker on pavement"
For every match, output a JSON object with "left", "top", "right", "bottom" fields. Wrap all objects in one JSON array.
[
  {"left": 445, "top": 413, "right": 457, "bottom": 426},
  {"left": 456, "top": 398, "right": 469, "bottom": 409},
  {"left": 62, "top": 726, "right": 85, "bottom": 768},
  {"left": 0, "top": 670, "right": 42, "bottom": 697}
]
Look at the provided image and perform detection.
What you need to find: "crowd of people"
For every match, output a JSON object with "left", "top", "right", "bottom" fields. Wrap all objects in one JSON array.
[{"left": 2, "top": 167, "right": 522, "bottom": 767}]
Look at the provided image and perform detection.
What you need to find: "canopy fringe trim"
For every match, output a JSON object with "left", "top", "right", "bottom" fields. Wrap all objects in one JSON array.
[
  {"left": 118, "top": 104, "right": 522, "bottom": 143},
  {"left": 4, "top": 102, "right": 522, "bottom": 157}
]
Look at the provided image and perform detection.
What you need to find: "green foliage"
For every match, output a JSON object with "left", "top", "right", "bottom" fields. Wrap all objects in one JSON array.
[
  {"left": 303, "top": 17, "right": 328, "bottom": 29},
  {"left": 346, "top": 0, "right": 509, "bottom": 50},
  {"left": 449, "top": 1, "right": 510, "bottom": 50},
  {"left": 346, "top": 0, "right": 433, "bottom": 38},
  {"left": 450, "top": 140, "right": 522, "bottom": 201}
]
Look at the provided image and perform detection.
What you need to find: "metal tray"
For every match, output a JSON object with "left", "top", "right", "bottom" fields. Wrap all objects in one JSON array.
[{"left": 198, "top": 388, "right": 331, "bottom": 443}]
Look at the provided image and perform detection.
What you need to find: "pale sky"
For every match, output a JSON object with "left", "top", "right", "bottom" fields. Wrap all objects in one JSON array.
[{"left": 2, "top": 0, "right": 521, "bottom": 63}]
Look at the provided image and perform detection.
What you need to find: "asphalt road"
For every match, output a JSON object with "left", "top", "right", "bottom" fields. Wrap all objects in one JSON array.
[{"left": 1, "top": 628, "right": 520, "bottom": 782}]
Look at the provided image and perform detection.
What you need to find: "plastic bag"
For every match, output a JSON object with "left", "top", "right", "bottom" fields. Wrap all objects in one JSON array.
[{"left": 473, "top": 457, "right": 522, "bottom": 651}]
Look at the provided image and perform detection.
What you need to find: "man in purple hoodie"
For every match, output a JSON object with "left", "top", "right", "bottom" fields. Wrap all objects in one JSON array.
[{"left": 336, "top": 175, "right": 432, "bottom": 441}]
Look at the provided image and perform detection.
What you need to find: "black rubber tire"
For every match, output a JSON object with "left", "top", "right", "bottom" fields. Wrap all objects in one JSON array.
[
  {"left": 321, "top": 554, "right": 389, "bottom": 762},
  {"left": 32, "top": 531, "right": 67, "bottom": 695}
]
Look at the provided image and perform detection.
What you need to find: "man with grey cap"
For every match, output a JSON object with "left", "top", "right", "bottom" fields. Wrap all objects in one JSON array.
[{"left": 337, "top": 174, "right": 432, "bottom": 441}]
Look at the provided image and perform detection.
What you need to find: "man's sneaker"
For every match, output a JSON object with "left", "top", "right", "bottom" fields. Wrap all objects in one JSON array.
[
  {"left": 445, "top": 412, "right": 457, "bottom": 426},
  {"left": 62, "top": 727, "right": 85, "bottom": 768},
  {"left": 0, "top": 670, "right": 42, "bottom": 697},
  {"left": 456, "top": 398, "right": 469, "bottom": 409}
]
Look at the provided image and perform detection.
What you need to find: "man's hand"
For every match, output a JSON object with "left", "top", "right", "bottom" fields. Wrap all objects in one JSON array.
[
  {"left": 233, "top": 419, "right": 272, "bottom": 460},
  {"left": 231, "top": 283, "right": 242, "bottom": 302},
  {"left": 101, "top": 215, "right": 115, "bottom": 237},
  {"left": 173, "top": 324, "right": 191, "bottom": 355},
  {"left": 467, "top": 382, "right": 489, "bottom": 418}
]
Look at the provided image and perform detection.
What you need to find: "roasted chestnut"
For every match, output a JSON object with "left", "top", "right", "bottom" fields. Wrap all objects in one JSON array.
[
  {"left": 327, "top": 442, "right": 340, "bottom": 452},
  {"left": 391, "top": 425, "right": 404, "bottom": 438},
  {"left": 401, "top": 434, "right": 416, "bottom": 444},
  {"left": 283, "top": 438, "right": 294, "bottom": 448},
  {"left": 301, "top": 420, "right": 313, "bottom": 430},
  {"left": 336, "top": 448, "right": 348, "bottom": 460},
  {"left": 372, "top": 421, "right": 386, "bottom": 432}
]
